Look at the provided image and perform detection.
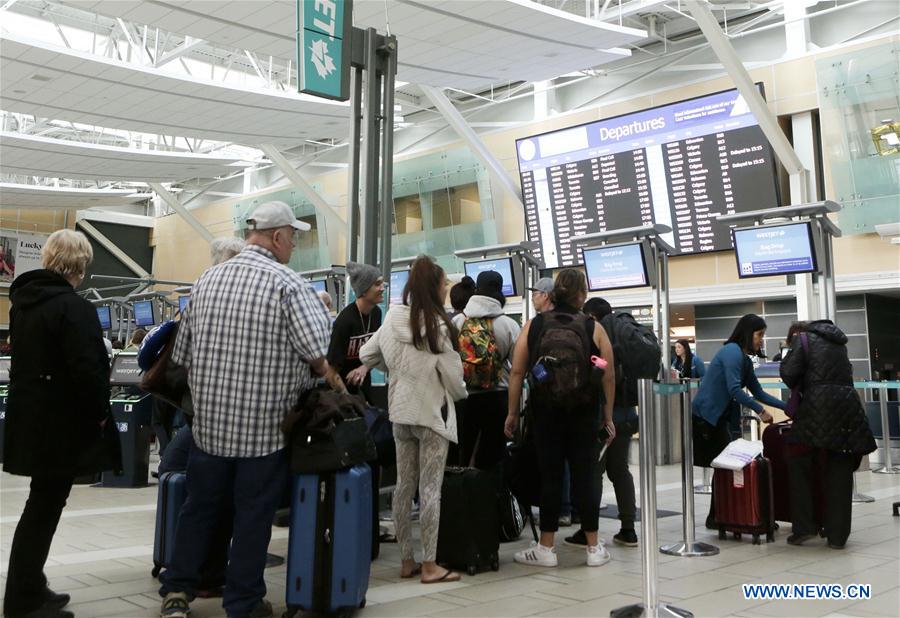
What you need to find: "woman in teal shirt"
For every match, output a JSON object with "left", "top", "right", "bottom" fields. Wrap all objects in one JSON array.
[{"left": 692, "top": 314, "right": 786, "bottom": 528}]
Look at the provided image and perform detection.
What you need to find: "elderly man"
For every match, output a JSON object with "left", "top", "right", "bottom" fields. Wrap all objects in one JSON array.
[{"left": 159, "top": 201, "right": 336, "bottom": 618}]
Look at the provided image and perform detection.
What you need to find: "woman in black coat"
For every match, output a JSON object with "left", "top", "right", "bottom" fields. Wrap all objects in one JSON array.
[
  {"left": 780, "top": 319, "right": 876, "bottom": 549},
  {"left": 3, "top": 230, "right": 113, "bottom": 618}
]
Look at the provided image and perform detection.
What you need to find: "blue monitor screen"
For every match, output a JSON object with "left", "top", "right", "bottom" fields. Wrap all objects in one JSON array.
[
  {"left": 310, "top": 279, "right": 327, "bottom": 293},
  {"left": 390, "top": 270, "right": 409, "bottom": 305},
  {"left": 178, "top": 296, "right": 190, "bottom": 313},
  {"left": 133, "top": 300, "right": 155, "bottom": 327},
  {"left": 732, "top": 222, "right": 817, "bottom": 278},
  {"left": 464, "top": 257, "right": 517, "bottom": 297},
  {"left": 582, "top": 243, "right": 650, "bottom": 291},
  {"left": 96, "top": 306, "right": 112, "bottom": 330}
]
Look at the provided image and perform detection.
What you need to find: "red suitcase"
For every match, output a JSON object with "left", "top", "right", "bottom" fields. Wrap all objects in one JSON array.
[
  {"left": 713, "top": 457, "right": 776, "bottom": 545},
  {"left": 762, "top": 421, "right": 826, "bottom": 529}
]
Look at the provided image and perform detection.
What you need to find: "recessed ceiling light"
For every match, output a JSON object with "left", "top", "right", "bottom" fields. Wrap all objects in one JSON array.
[
  {"left": 12, "top": 89, "right": 26, "bottom": 94},
  {"left": 678, "top": 317, "right": 685, "bottom": 321},
  {"left": 29, "top": 73, "right": 53, "bottom": 82}
]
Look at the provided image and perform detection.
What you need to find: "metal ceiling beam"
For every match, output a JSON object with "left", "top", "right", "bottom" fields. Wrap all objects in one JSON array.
[
  {"left": 684, "top": 0, "right": 805, "bottom": 178},
  {"left": 154, "top": 36, "right": 205, "bottom": 68},
  {"left": 76, "top": 219, "right": 151, "bottom": 278},
  {"left": 148, "top": 181, "right": 215, "bottom": 244},
  {"left": 419, "top": 85, "right": 524, "bottom": 208},
  {"left": 258, "top": 143, "right": 346, "bottom": 232}
]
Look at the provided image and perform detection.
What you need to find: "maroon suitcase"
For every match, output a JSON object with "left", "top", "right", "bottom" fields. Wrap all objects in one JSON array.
[
  {"left": 713, "top": 457, "right": 776, "bottom": 545},
  {"left": 762, "top": 421, "right": 826, "bottom": 529}
]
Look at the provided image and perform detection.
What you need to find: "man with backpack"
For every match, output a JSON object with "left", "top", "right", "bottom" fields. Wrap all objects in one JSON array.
[
  {"left": 565, "top": 298, "right": 661, "bottom": 549},
  {"left": 452, "top": 271, "right": 520, "bottom": 469}
]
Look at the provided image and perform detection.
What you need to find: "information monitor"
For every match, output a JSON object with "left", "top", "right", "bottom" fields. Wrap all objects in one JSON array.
[
  {"left": 310, "top": 280, "right": 327, "bottom": 294},
  {"left": 516, "top": 85, "right": 780, "bottom": 267},
  {"left": 732, "top": 222, "right": 818, "bottom": 279},
  {"left": 96, "top": 306, "right": 112, "bottom": 330},
  {"left": 178, "top": 295, "right": 190, "bottom": 314},
  {"left": 133, "top": 300, "right": 156, "bottom": 327},
  {"left": 464, "top": 257, "right": 518, "bottom": 297},
  {"left": 390, "top": 270, "right": 409, "bottom": 305},
  {"left": 582, "top": 242, "right": 653, "bottom": 291}
]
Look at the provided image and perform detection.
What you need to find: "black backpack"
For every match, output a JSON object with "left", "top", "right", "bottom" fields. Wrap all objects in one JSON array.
[
  {"left": 601, "top": 311, "right": 661, "bottom": 382},
  {"left": 530, "top": 311, "right": 596, "bottom": 409}
]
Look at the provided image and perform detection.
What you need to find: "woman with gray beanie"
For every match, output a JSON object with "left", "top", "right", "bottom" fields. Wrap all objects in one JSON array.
[{"left": 327, "top": 261, "right": 384, "bottom": 397}]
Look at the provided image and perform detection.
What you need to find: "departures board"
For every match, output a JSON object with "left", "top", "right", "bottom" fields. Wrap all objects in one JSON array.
[{"left": 516, "top": 87, "right": 780, "bottom": 268}]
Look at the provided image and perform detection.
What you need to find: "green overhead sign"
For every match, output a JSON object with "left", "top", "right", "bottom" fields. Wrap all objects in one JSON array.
[{"left": 297, "top": 0, "right": 352, "bottom": 101}]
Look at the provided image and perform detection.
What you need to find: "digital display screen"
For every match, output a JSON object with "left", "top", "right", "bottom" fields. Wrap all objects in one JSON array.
[
  {"left": 516, "top": 86, "right": 780, "bottom": 267},
  {"left": 96, "top": 306, "right": 112, "bottom": 330},
  {"left": 464, "top": 257, "right": 517, "bottom": 297},
  {"left": 733, "top": 222, "right": 818, "bottom": 278},
  {"left": 133, "top": 300, "right": 155, "bottom": 327},
  {"left": 582, "top": 243, "right": 650, "bottom": 291},
  {"left": 178, "top": 296, "right": 189, "bottom": 313},
  {"left": 390, "top": 270, "right": 409, "bottom": 305},
  {"left": 310, "top": 280, "right": 327, "bottom": 293}
]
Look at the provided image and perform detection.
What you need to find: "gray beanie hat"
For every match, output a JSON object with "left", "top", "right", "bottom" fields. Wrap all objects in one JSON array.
[{"left": 347, "top": 261, "right": 381, "bottom": 298}]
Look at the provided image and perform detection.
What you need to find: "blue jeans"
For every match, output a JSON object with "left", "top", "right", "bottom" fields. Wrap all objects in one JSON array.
[{"left": 159, "top": 444, "right": 288, "bottom": 616}]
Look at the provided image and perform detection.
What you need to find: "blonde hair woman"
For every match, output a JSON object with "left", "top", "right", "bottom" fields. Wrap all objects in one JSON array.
[{"left": 4, "top": 230, "right": 114, "bottom": 618}]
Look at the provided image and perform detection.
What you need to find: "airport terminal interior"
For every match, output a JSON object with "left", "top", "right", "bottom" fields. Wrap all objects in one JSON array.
[{"left": 1, "top": 0, "right": 899, "bottom": 617}]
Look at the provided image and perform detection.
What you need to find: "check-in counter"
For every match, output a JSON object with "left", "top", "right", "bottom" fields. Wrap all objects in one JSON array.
[{"left": 102, "top": 353, "right": 153, "bottom": 488}]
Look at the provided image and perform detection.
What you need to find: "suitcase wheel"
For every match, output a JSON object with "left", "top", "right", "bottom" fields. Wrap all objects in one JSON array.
[
  {"left": 467, "top": 565, "right": 478, "bottom": 576},
  {"left": 491, "top": 559, "right": 499, "bottom": 572},
  {"left": 766, "top": 532, "right": 775, "bottom": 543},
  {"left": 282, "top": 607, "right": 298, "bottom": 618},
  {"left": 752, "top": 534, "right": 761, "bottom": 545},
  {"left": 733, "top": 532, "right": 741, "bottom": 541},
  {"left": 718, "top": 528, "right": 726, "bottom": 540},
  {"left": 359, "top": 598, "right": 366, "bottom": 609},
  {"left": 819, "top": 527, "right": 826, "bottom": 538},
  {"left": 151, "top": 565, "right": 161, "bottom": 578}
]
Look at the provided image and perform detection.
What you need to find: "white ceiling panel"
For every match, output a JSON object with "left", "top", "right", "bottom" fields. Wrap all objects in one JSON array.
[
  {"left": 0, "top": 183, "right": 151, "bottom": 210},
  {"left": 0, "top": 32, "right": 350, "bottom": 148},
  {"left": 0, "top": 132, "right": 255, "bottom": 183},
  {"left": 60, "top": 0, "right": 645, "bottom": 91}
]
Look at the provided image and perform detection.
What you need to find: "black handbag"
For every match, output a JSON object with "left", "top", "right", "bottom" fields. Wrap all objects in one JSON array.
[{"left": 289, "top": 416, "right": 377, "bottom": 474}]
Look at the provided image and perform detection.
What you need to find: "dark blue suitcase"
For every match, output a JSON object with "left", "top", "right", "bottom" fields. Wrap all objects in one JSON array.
[
  {"left": 152, "top": 471, "right": 187, "bottom": 577},
  {"left": 285, "top": 464, "right": 372, "bottom": 615}
]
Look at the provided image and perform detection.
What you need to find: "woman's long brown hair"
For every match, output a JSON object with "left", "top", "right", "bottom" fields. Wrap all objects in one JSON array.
[{"left": 402, "top": 256, "right": 458, "bottom": 354}]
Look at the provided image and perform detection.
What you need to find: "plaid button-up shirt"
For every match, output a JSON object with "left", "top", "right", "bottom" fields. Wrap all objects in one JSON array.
[{"left": 171, "top": 244, "right": 330, "bottom": 458}]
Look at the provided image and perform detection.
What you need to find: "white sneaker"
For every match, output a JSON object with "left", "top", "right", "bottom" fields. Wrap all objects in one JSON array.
[
  {"left": 586, "top": 543, "right": 611, "bottom": 567},
  {"left": 514, "top": 542, "right": 558, "bottom": 567}
]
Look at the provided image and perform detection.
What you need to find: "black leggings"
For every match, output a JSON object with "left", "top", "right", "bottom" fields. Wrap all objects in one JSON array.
[
  {"left": 4, "top": 476, "right": 74, "bottom": 616},
  {"left": 533, "top": 406, "right": 600, "bottom": 533},
  {"left": 456, "top": 390, "right": 509, "bottom": 470}
]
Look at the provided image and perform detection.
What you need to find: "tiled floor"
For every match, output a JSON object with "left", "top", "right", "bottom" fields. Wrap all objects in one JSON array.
[{"left": 1, "top": 454, "right": 897, "bottom": 618}]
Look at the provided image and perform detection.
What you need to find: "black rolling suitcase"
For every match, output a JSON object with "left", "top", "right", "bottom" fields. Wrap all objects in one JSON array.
[{"left": 436, "top": 466, "right": 500, "bottom": 575}]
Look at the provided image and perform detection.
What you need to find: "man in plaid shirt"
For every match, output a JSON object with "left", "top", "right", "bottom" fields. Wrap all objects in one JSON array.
[{"left": 160, "top": 201, "right": 336, "bottom": 618}]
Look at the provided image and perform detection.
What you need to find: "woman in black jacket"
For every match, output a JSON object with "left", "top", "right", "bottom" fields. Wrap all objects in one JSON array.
[
  {"left": 780, "top": 320, "right": 876, "bottom": 549},
  {"left": 3, "top": 230, "right": 113, "bottom": 618}
]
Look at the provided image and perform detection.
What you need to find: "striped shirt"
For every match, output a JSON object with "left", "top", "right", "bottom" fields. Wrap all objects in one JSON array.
[{"left": 171, "top": 244, "right": 330, "bottom": 458}]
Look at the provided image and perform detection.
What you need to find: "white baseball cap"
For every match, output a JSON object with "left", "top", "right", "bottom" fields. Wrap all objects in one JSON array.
[{"left": 245, "top": 201, "right": 311, "bottom": 232}]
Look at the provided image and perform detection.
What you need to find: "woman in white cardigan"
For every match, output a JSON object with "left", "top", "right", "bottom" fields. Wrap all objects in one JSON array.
[{"left": 360, "top": 256, "right": 468, "bottom": 584}]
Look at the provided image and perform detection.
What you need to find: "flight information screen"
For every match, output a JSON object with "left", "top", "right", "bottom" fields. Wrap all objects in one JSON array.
[{"left": 516, "top": 86, "right": 780, "bottom": 268}]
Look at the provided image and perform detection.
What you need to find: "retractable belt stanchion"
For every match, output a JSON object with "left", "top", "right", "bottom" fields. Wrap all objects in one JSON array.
[
  {"left": 661, "top": 380, "right": 719, "bottom": 558},
  {"left": 873, "top": 383, "right": 900, "bottom": 474},
  {"left": 612, "top": 380, "right": 692, "bottom": 618},
  {"left": 694, "top": 468, "right": 712, "bottom": 495}
]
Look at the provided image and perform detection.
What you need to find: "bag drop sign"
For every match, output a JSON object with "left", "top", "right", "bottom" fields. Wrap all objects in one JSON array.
[{"left": 297, "top": 0, "right": 352, "bottom": 101}]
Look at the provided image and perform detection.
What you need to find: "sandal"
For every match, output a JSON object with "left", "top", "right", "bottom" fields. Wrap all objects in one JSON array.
[
  {"left": 421, "top": 569, "right": 461, "bottom": 584},
  {"left": 400, "top": 563, "right": 422, "bottom": 578}
]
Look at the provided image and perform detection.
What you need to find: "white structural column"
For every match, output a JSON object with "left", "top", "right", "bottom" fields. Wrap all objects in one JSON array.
[
  {"left": 258, "top": 144, "right": 345, "bottom": 236},
  {"left": 783, "top": 1, "right": 811, "bottom": 57},
  {"left": 791, "top": 111, "right": 821, "bottom": 320},
  {"left": 685, "top": 0, "right": 808, "bottom": 196},
  {"left": 148, "top": 182, "right": 215, "bottom": 244},
  {"left": 419, "top": 85, "right": 525, "bottom": 209},
  {"left": 77, "top": 220, "right": 151, "bottom": 278}
]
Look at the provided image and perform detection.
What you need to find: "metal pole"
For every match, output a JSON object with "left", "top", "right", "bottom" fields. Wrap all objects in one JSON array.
[
  {"left": 347, "top": 65, "right": 363, "bottom": 263},
  {"left": 694, "top": 467, "right": 713, "bottom": 494},
  {"left": 661, "top": 380, "right": 719, "bottom": 557},
  {"left": 361, "top": 27, "right": 380, "bottom": 265},
  {"left": 851, "top": 473, "right": 875, "bottom": 503},
  {"left": 378, "top": 36, "right": 397, "bottom": 287},
  {"left": 824, "top": 231, "right": 837, "bottom": 322},
  {"left": 873, "top": 384, "right": 900, "bottom": 474},
  {"left": 611, "top": 380, "right": 693, "bottom": 618}
]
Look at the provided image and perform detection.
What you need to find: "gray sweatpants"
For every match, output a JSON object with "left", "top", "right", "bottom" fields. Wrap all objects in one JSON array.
[{"left": 392, "top": 423, "right": 450, "bottom": 562}]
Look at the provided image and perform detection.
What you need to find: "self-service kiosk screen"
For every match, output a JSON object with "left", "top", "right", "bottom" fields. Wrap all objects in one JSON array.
[
  {"left": 464, "top": 257, "right": 517, "bottom": 297},
  {"left": 582, "top": 243, "right": 651, "bottom": 291},
  {"left": 310, "top": 280, "right": 327, "bottom": 293},
  {"left": 178, "top": 296, "right": 190, "bottom": 313},
  {"left": 110, "top": 353, "right": 142, "bottom": 385},
  {"left": 732, "top": 222, "right": 818, "bottom": 278},
  {"left": 133, "top": 300, "right": 155, "bottom": 327},
  {"left": 516, "top": 85, "right": 780, "bottom": 267},
  {"left": 96, "top": 306, "right": 112, "bottom": 330},
  {"left": 390, "top": 270, "right": 409, "bottom": 305}
]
